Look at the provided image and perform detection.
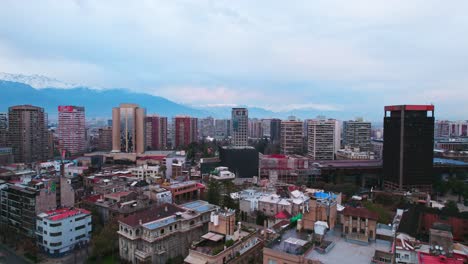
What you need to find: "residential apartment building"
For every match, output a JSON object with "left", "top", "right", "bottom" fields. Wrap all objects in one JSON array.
[
  {"left": 199, "top": 117, "right": 215, "bottom": 138},
  {"left": 8, "top": 105, "right": 51, "bottom": 163},
  {"left": 231, "top": 108, "right": 248, "bottom": 146},
  {"left": 342, "top": 119, "right": 371, "bottom": 151},
  {"left": 58, "top": 106, "right": 86, "bottom": 155},
  {"left": 97, "top": 127, "right": 113, "bottom": 151},
  {"left": 280, "top": 120, "right": 303, "bottom": 155},
  {"left": 214, "top": 119, "right": 231, "bottom": 140},
  {"left": 307, "top": 119, "right": 337, "bottom": 160},
  {"left": 173, "top": 116, "right": 198, "bottom": 148},
  {"left": 0, "top": 181, "right": 57, "bottom": 237},
  {"left": 249, "top": 118, "right": 264, "bottom": 139},
  {"left": 145, "top": 115, "right": 168, "bottom": 150},
  {"left": 36, "top": 208, "right": 92, "bottom": 257},
  {"left": 112, "top": 103, "right": 146, "bottom": 153},
  {"left": 118, "top": 201, "right": 218, "bottom": 264}
]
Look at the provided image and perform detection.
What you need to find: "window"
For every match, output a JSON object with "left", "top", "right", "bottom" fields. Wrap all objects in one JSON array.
[
  {"left": 174, "top": 224, "right": 177, "bottom": 230},
  {"left": 43, "top": 241, "right": 47, "bottom": 245},
  {"left": 75, "top": 234, "right": 86, "bottom": 240},
  {"left": 268, "top": 259, "right": 277, "bottom": 264},
  {"left": 43, "top": 231, "right": 47, "bottom": 234},
  {"left": 76, "top": 216, "right": 87, "bottom": 221},
  {"left": 50, "top": 242, "right": 62, "bottom": 247},
  {"left": 75, "top": 225, "right": 85, "bottom": 231},
  {"left": 50, "top": 232, "right": 62, "bottom": 237},
  {"left": 160, "top": 229, "right": 164, "bottom": 235},
  {"left": 50, "top": 222, "right": 61, "bottom": 227}
]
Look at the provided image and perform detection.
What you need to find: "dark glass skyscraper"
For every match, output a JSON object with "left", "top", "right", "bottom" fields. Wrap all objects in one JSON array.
[{"left": 383, "top": 105, "right": 434, "bottom": 191}]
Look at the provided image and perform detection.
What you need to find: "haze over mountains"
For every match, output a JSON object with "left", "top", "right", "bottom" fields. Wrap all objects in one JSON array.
[{"left": 0, "top": 73, "right": 361, "bottom": 121}]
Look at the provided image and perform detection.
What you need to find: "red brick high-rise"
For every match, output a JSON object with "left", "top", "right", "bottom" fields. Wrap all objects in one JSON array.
[
  {"left": 173, "top": 116, "right": 198, "bottom": 148},
  {"left": 58, "top": 106, "right": 86, "bottom": 155},
  {"left": 145, "top": 115, "right": 168, "bottom": 150}
]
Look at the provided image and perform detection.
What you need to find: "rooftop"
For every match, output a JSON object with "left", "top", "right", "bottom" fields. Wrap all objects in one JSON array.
[
  {"left": 119, "top": 203, "right": 185, "bottom": 227},
  {"left": 39, "top": 207, "right": 91, "bottom": 221}
]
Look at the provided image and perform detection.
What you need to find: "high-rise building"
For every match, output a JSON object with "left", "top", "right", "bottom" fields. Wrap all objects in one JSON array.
[
  {"left": 112, "top": 103, "right": 146, "bottom": 153},
  {"left": 97, "top": 127, "right": 113, "bottom": 151},
  {"left": 342, "top": 119, "right": 371, "bottom": 151},
  {"left": 8, "top": 105, "right": 51, "bottom": 163},
  {"left": 58, "top": 106, "right": 86, "bottom": 155},
  {"left": 231, "top": 108, "right": 248, "bottom": 146},
  {"left": 214, "top": 119, "right": 231, "bottom": 140},
  {"left": 173, "top": 116, "right": 198, "bottom": 148},
  {"left": 145, "top": 115, "right": 168, "bottom": 150},
  {"left": 435, "top": 120, "right": 450, "bottom": 138},
  {"left": 0, "top": 112, "right": 7, "bottom": 147},
  {"left": 199, "top": 117, "right": 215, "bottom": 138},
  {"left": 270, "top": 118, "right": 281, "bottom": 144},
  {"left": 383, "top": 105, "right": 434, "bottom": 191},
  {"left": 261, "top": 119, "right": 271, "bottom": 138},
  {"left": 280, "top": 119, "right": 303, "bottom": 155},
  {"left": 248, "top": 118, "right": 263, "bottom": 139},
  {"left": 307, "top": 119, "right": 336, "bottom": 160}
]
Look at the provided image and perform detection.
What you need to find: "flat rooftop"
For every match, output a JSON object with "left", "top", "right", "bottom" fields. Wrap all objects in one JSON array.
[
  {"left": 39, "top": 208, "right": 91, "bottom": 222},
  {"left": 305, "top": 229, "right": 391, "bottom": 264}
]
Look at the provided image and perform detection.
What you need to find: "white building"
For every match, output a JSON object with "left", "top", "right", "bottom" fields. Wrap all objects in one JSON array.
[
  {"left": 130, "top": 165, "right": 161, "bottom": 182},
  {"left": 36, "top": 208, "right": 92, "bottom": 257},
  {"left": 209, "top": 166, "right": 236, "bottom": 181},
  {"left": 307, "top": 119, "right": 337, "bottom": 160}
]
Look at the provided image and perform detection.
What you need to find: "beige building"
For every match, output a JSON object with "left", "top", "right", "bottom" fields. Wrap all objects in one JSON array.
[
  {"left": 118, "top": 201, "right": 218, "bottom": 263},
  {"left": 231, "top": 108, "right": 248, "bottom": 147},
  {"left": 302, "top": 198, "right": 337, "bottom": 231},
  {"left": 342, "top": 207, "right": 378, "bottom": 242},
  {"left": 112, "top": 103, "right": 146, "bottom": 153},
  {"left": 307, "top": 119, "right": 337, "bottom": 160},
  {"left": 280, "top": 119, "right": 303, "bottom": 155}
]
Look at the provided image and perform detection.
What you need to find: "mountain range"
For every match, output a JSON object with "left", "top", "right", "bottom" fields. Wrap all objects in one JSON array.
[{"left": 0, "top": 73, "right": 351, "bottom": 121}]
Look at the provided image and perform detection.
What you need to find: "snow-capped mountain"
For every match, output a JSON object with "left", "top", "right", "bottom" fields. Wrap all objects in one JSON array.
[{"left": 0, "top": 72, "right": 79, "bottom": 89}]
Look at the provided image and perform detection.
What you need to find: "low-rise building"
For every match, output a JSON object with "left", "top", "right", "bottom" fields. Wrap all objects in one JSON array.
[
  {"left": 209, "top": 166, "right": 235, "bottom": 181},
  {"left": 118, "top": 200, "right": 218, "bottom": 263},
  {"left": 162, "top": 180, "right": 204, "bottom": 204},
  {"left": 36, "top": 208, "right": 92, "bottom": 257},
  {"left": 342, "top": 207, "right": 378, "bottom": 243},
  {"left": 185, "top": 209, "right": 263, "bottom": 264},
  {"left": 130, "top": 165, "right": 161, "bottom": 182},
  {"left": 336, "top": 147, "right": 375, "bottom": 160}
]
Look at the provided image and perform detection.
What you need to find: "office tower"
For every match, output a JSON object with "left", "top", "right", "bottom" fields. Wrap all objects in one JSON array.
[
  {"left": 58, "top": 106, "right": 86, "bottom": 155},
  {"left": 145, "top": 115, "right": 168, "bottom": 150},
  {"left": 8, "top": 105, "right": 51, "bottom": 163},
  {"left": 215, "top": 119, "right": 231, "bottom": 140},
  {"left": 280, "top": 119, "right": 303, "bottom": 155},
  {"left": 231, "top": 108, "right": 248, "bottom": 146},
  {"left": 248, "top": 118, "right": 263, "bottom": 139},
  {"left": 173, "top": 116, "right": 198, "bottom": 148},
  {"left": 112, "top": 103, "right": 146, "bottom": 153},
  {"left": 435, "top": 120, "right": 450, "bottom": 138},
  {"left": 199, "top": 117, "right": 215, "bottom": 138},
  {"left": 270, "top": 118, "right": 281, "bottom": 144},
  {"left": 307, "top": 119, "right": 336, "bottom": 160},
  {"left": 383, "top": 105, "right": 434, "bottom": 191},
  {"left": 342, "top": 119, "right": 371, "bottom": 151},
  {"left": 98, "top": 127, "right": 113, "bottom": 151},
  {"left": 0, "top": 112, "right": 7, "bottom": 147}
]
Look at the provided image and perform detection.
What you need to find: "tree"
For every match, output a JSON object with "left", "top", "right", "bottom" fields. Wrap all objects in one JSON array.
[
  {"left": 90, "top": 219, "right": 119, "bottom": 261},
  {"left": 207, "top": 180, "right": 221, "bottom": 206},
  {"left": 256, "top": 211, "right": 267, "bottom": 226},
  {"left": 442, "top": 200, "right": 459, "bottom": 215}
]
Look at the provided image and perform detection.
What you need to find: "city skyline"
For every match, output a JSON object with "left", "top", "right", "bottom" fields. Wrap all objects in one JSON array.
[{"left": 0, "top": 1, "right": 467, "bottom": 120}]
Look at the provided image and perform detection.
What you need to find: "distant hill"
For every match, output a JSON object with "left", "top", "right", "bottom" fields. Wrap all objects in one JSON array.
[{"left": 0, "top": 80, "right": 211, "bottom": 119}]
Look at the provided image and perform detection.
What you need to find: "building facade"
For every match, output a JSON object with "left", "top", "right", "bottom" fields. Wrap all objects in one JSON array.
[
  {"left": 249, "top": 118, "right": 264, "bottom": 139},
  {"left": 112, "top": 103, "right": 146, "bottom": 153},
  {"left": 307, "top": 119, "right": 336, "bottom": 160},
  {"left": 199, "top": 117, "right": 215, "bottom": 138},
  {"left": 231, "top": 108, "right": 248, "bottom": 146},
  {"left": 58, "top": 106, "right": 86, "bottom": 155},
  {"left": 118, "top": 201, "right": 218, "bottom": 264},
  {"left": 173, "top": 116, "right": 198, "bottom": 148},
  {"left": 270, "top": 118, "right": 282, "bottom": 145},
  {"left": 343, "top": 119, "right": 371, "bottom": 151},
  {"left": 97, "top": 127, "right": 113, "bottom": 151},
  {"left": 8, "top": 105, "right": 51, "bottom": 163},
  {"left": 214, "top": 119, "right": 231, "bottom": 140},
  {"left": 145, "top": 115, "right": 168, "bottom": 150},
  {"left": 383, "top": 105, "right": 435, "bottom": 191},
  {"left": 280, "top": 120, "right": 303, "bottom": 155},
  {"left": 36, "top": 208, "right": 92, "bottom": 257}
]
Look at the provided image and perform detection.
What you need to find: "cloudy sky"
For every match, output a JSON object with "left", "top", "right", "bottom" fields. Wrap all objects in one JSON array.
[{"left": 0, "top": 0, "right": 467, "bottom": 119}]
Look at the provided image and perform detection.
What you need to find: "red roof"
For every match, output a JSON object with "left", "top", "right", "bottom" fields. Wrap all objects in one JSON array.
[
  {"left": 83, "top": 194, "right": 101, "bottom": 203},
  {"left": 343, "top": 207, "right": 379, "bottom": 220},
  {"left": 45, "top": 208, "right": 91, "bottom": 221},
  {"left": 119, "top": 203, "right": 185, "bottom": 227},
  {"left": 418, "top": 252, "right": 466, "bottom": 264},
  {"left": 385, "top": 105, "right": 434, "bottom": 111},
  {"left": 275, "top": 210, "right": 292, "bottom": 220}
]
